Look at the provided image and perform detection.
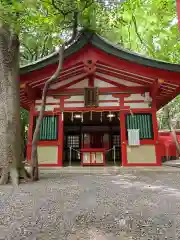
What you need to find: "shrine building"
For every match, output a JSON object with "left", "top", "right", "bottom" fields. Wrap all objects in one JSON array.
[{"left": 20, "top": 30, "right": 180, "bottom": 167}]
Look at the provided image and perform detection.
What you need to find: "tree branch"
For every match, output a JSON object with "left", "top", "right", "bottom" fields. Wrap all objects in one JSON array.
[
  {"left": 22, "top": 43, "right": 35, "bottom": 60},
  {"left": 80, "top": 0, "right": 94, "bottom": 12},
  {"left": 20, "top": 52, "right": 29, "bottom": 61},
  {"left": 41, "top": 35, "right": 49, "bottom": 58},
  {"left": 31, "top": 11, "right": 78, "bottom": 181},
  {"left": 132, "top": 14, "right": 155, "bottom": 57}
]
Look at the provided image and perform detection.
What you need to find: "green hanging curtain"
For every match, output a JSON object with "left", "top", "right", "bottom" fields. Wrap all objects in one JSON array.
[
  {"left": 125, "top": 113, "right": 153, "bottom": 140},
  {"left": 34, "top": 116, "right": 58, "bottom": 140}
]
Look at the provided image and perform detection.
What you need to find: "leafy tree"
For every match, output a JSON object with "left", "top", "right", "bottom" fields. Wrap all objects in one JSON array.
[
  {"left": 0, "top": 0, "right": 179, "bottom": 184},
  {"left": 0, "top": 0, "right": 108, "bottom": 183}
]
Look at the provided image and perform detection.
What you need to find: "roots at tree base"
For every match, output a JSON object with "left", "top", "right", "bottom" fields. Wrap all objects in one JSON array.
[{"left": 0, "top": 166, "right": 32, "bottom": 185}]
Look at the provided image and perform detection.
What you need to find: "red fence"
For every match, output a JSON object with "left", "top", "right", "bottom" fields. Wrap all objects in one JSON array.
[{"left": 158, "top": 131, "right": 180, "bottom": 161}]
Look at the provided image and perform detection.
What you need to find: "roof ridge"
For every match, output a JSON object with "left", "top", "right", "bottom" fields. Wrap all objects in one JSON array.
[
  {"left": 20, "top": 29, "right": 180, "bottom": 75},
  {"left": 20, "top": 29, "right": 95, "bottom": 69}
]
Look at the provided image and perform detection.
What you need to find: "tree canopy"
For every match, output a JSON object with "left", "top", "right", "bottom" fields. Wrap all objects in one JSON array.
[
  {"left": 1, "top": 0, "right": 180, "bottom": 130},
  {"left": 13, "top": 0, "right": 178, "bottom": 66}
]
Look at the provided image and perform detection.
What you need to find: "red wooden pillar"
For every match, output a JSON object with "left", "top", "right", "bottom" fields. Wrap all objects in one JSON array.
[
  {"left": 177, "top": 0, "right": 180, "bottom": 31},
  {"left": 57, "top": 112, "right": 64, "bottom": 166},
  {"left": 152, "top": 109, "right": 161, "bottom": 166},
  {"left": 58, "top": 97, "right": 64, "bottom": 166},
  {"left": 120, "top": 110, "right": 127, "bottom": 166},
  {"left": 26, "top": 102, "right": 35, "bottom": 161},
  {"left": 88, "top": 74, "right": 94, "bottom": 87}
]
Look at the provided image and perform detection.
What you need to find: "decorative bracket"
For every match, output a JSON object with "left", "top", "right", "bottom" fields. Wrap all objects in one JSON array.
[{"left": 83, "top": 59, "right": 96, "bottom": 74}]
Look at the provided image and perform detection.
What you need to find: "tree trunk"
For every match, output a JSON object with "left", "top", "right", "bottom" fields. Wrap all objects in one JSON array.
[
  {"left": 31, "top": 12, "right": 78, "bottom": 180},
  {"left": 0, "top": 25, "right": 29, "bottom": 185},
  {"left": 31, "top": 45, "right": 65, "bottom": 181}
]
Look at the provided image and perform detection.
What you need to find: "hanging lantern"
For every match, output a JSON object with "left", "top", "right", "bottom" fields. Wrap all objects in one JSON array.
[
  {"left": 71, "top": 112, "right": 74, "bottom": 122},
  {"left": 74, "top": 113, "right": 81, "bottom": 119},
  {"left": 107, "top": 111, "right": 115, "bottom": 122},
  {"left": 100, "top": 112, "right": 103, "bottom": 122},
  {"left": 61, "top": 112, "right": 64, "bottom": 121},
  {"left": 81, "top": 112, "right": 83, "bottom": 122},
  {"left": 90, "top": 111, "right": 92, "bottom": 121}
]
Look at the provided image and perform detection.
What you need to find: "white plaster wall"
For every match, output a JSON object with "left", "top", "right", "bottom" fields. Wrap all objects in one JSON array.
[
  {"left": 64, "top": 103, "right": 84, "bottom": 108},
  {"left": 68, "top": 79, "right": 88, "bottom": 88},
  {"left": 96, "top": 72, "right": 142, "bottom": 86},
  {"left": 50, "top": 73, "right": 85, "bottom": 89},
  {"left": 35, "top": 105, "right": 59, "bottom": 111},
  {"left": 127, "top": 145, "right": 156, "bottom": 164},
  {"left": 37, "top": 146, "right": 58, "bottom": 164},
  {"left": 94, "top": 79, "right": 114, "bottom": 88},
  {"left": 99, "top": 102, "right": 118, "bottom": 107},
  {"left": 99, "top": 95, "right": 117, "bottom": 101},
  {"left": 124, "top": 94, "right": 146, "bottom": 101},
  {"left": 124, "top": 102, "right": 150, "bottom": 109},
  {"left": 65, "top": 95, "right": 84, "bottom": 101},
  {"left": 35, "top": 97, "right": 60, "bottom": 104}
]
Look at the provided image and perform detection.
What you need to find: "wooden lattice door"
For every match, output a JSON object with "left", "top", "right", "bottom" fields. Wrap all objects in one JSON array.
[
  {"left": 112, "top": 134, "right": 121, "bottom": 163},
  {"left": 64, "top": 134, "right": 81, "bottom": 165}
]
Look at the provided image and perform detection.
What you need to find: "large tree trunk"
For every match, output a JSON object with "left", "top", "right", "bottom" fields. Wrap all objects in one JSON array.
[{"left": 0, "top": 25, "right": 29, "bottom": 185}]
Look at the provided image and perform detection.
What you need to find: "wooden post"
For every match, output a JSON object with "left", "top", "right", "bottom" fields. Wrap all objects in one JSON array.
[
  {"left": 152, "top": 109, "right": 161, "bottom": 165},
  {"left": 57, "top": 112, "right": 64, "bottom": 166},
  {"left": 120, "top": 111, "right": 127, "bottom": 166},
  {"left": 58, "top": 97, "right": 64, "bottom": 166},
  {"left": 26, "top": 102, "right": 35, "bottom": 161}
]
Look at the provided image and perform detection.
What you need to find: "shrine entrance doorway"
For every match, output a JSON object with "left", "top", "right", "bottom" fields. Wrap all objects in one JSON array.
[{"left": 63, "top": 112, "right": 121, "bottom": 166}]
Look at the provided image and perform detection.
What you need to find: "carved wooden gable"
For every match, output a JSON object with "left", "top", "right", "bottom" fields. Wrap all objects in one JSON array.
[{"left": 84, "top": 87, "right": 99, "bottom": 107}]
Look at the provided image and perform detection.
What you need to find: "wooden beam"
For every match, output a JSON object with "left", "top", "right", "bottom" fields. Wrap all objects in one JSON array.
[
  {"left": 51, "top": 92, "right": 131, "bottom": 96},
  {"left": 88, "top": 74, "right": 94, "bottom": 87},
  {"left": 56, "top": 74, "right": 88, "bottom": 90},
  {"left": 24, "top": 84, "right": 42, "bottom": 100},
  {"left": 20, "top": 61, "right": 84, "bottom": 84},
  {"left": 95, "top": 51, "right": 180, "bottom": 84},
  {"left": 95, "top": 74, "right": 149, "bottom": 92},
  {"left": 20, "top": 101, "right": 30, "bottom": 110},
  {"left": 95, "top": 74, "right": 129, "bottom": 89},
  {"left": 150, "top": 79, "right": 162, "bottom": 98},
  {"left": 32, "top": 69, "right": 84, "bottom": 88},
  {"left": 96, "top": 67, "right": 152, "bottom": 86},
  {"left": 48, "top": 86, "right": 149, "bottom": 96},
  {"left": 157, "top": 86, "right": 180, "bottom": 109}
]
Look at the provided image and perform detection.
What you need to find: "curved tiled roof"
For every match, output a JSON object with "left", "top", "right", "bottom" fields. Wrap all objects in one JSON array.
[{"left": 20, "top": 30, "right": 180, "bottom": 75}]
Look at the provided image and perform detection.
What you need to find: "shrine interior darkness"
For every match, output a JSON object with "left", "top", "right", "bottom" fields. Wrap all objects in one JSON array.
[{"left": 63, "top": 111, "right": 121, "bottom": 166}]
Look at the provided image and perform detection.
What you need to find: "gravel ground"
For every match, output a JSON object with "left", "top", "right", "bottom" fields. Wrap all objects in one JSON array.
[{"left": 0, "top": 168, "right": 180, "bottom": 239}]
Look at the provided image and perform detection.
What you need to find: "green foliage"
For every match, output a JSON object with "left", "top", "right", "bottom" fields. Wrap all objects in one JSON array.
[
  {"left": 20, "top": 108, "right": 29, "bottom": 141},
  {"left": 1, "top": 0, "right": 179, "bottom": 63},
  {"left": 157, "top": 96, "right": 180, "bottom": 130},
  {"left": 1, "top": 0, "right": 180, "bottom": 129}
]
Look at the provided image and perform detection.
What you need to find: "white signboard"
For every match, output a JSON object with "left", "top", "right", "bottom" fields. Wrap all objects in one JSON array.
[{"left": 128, "top": 129, "right": 140, "bottom": 146}]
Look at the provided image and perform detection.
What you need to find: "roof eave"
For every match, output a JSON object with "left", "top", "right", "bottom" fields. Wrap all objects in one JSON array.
[{"left": 20, "top": 30, "right": 180, "bottom": 75}]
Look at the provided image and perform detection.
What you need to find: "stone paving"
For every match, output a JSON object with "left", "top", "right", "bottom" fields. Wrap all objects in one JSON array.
[{"left": 0, "top": 167, "right": 180, "bottom": 239}]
